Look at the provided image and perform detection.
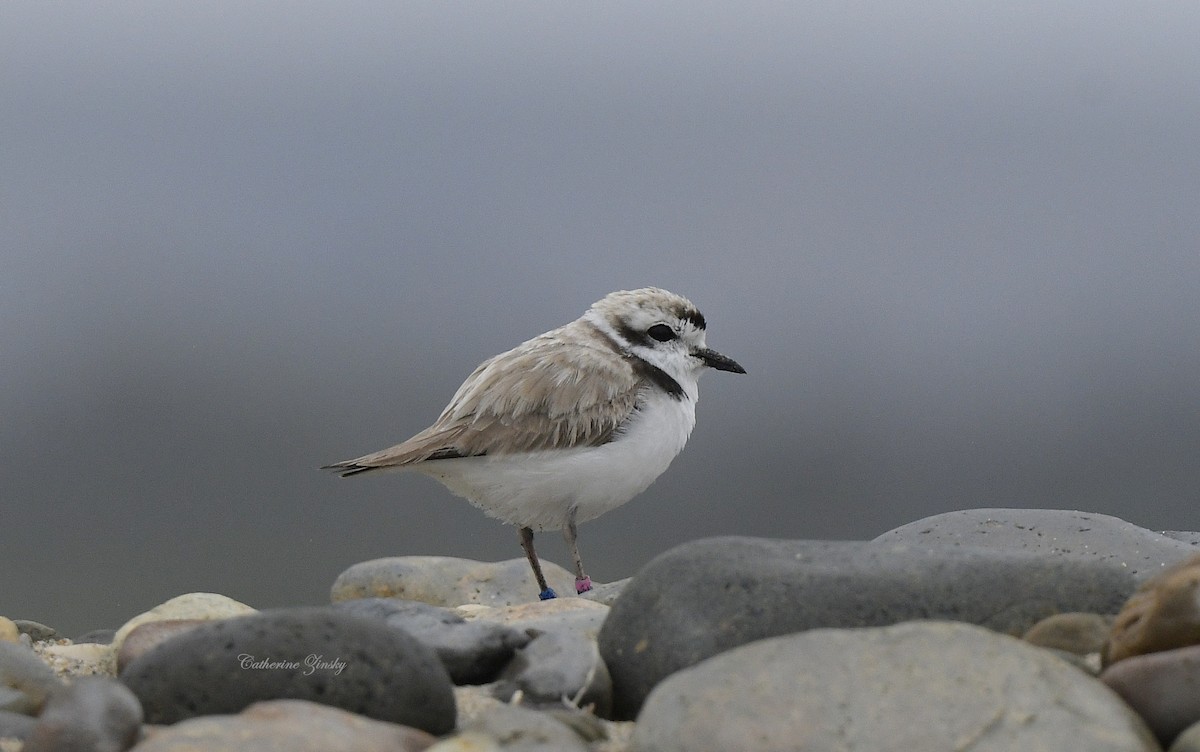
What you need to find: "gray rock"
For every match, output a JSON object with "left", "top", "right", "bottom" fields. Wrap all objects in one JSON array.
[
  {"left": 493, "top": 630, "right": 612, "bottom": 717},
  {"left": 0, "top": 641, "right": 63, "bottom": 714},
  {"left": 632, "top": 621, "right": 1159, "bottom": 752},
  {"left": 461, "top": 704, "right": 589, "bottom": 752},
  {"left": 876, "top": 508, "right": 1196, "bottom": 580},
  {"left": 23, "top": 677, "right": 142, "bottom": 752},
  {"left": 1101, "top": 643, "right": 1200, "bottom": 746},
  {"left": 0, "top": 709, "right": 37, "bottom": 741},
  {"left": 12, "top": 621, "right": 58, "bottom": 643},
  {"left": 578, "top": 578, "right": 629, "bottom": 607},
  {"left": 331, "top": 556, "right": 576, "bottom": 607},
  {"left": 332, "top": 598, "right": 530, "bottom": 685},
  {"left": 599, "top": 536, "right": 1139, "bottom": 718},
  {"left": 129, "top": 699, "right": 437, "bottom": 752},
  {"left": 119, "top": 607, "right": 455, "bottom": 734}
]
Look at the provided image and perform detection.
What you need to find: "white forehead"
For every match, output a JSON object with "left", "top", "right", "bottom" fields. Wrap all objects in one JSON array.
[{"left": 589, "top": 287, "right": 706, "bottom": 330}]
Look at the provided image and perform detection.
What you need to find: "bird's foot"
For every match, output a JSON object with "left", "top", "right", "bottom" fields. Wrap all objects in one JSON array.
[
  {"left": 575, "top": 576, "right": 592, "bottom": 594},
  {"left": 538, "top": 587, "right": 558, "bottom": 600}
]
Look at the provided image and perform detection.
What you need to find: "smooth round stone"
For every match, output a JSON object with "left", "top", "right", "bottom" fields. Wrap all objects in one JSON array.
[
  {"left": 0, "top": 642, "right": 63, "bottom": 714},
  {"left": 599, "top": 536, "right": 1139, "bottom": 719},
  {"left": 331, "top": 557, "right": 575, "bottom": 607},
  {"left": 1023, "top": 612, "right": 1113, "bottom": 655},
  {"left": 131, "top": 699, "right": 437, "bottom": 752},
  {"left": 112, "top": 592, "right": 256, "bottom": 653},
  {"left": 1109, "top": 553, "right": 1200, "bottom": 665},
  {"left": 493, "top": 630, "right": 612, "bottom": 717},
  {"left": 1101, "top": 642, "right": 1200, "bottom": 746},
  {"left": 632, "top": 621, "right": 1159, "bottom": 752},
  {"left": 876, "top": 508, "right": 1196, "bottom": 581},
  {"left": 331, "top": 598, "right": 530, "bottom": 685},
  {"left": 22, "top": 677, "right": 142, "bottom": 752},
  {"left": 0, "top": 618, "right": 18, "bottom": 644},
  {"left": 119, "top": 607, "right": 455, "bottom": 734}
]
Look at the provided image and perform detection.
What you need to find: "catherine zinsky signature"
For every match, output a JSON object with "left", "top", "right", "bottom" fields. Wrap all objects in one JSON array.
[{"left": 237, "top": 653, "right": 347, "bottom": 676}]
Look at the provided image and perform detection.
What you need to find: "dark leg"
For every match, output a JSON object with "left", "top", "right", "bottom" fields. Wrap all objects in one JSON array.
[
  {"left": 563, "top": 517, "right": 592, "bottom": 594},
  {"left": 519, "top": 526, "right": 557, "bottom": 600}
]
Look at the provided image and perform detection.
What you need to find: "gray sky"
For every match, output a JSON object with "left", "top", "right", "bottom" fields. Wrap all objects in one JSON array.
[{"left": 4, "top": 2, "right": 1199, "bottom": 635}]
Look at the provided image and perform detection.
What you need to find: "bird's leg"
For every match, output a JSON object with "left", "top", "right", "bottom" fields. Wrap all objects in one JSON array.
[
  {"left": 563, "top": 515, "right": 592, "bottom": 594},
  {"left": 519, "top": 526, "right": 557, "bottom": 600}
]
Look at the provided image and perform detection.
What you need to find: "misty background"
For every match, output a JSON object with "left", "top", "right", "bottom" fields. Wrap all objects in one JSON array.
[{"left": 3, "top": 3, "right": 1199, "bottom": 636}]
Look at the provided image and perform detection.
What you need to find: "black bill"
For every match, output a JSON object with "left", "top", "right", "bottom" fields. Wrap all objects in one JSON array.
[{"left": 694, "top": 347, "right": 746, "bottom": 374}]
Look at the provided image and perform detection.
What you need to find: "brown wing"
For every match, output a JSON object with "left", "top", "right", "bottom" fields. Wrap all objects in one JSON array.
[{"left": 323, "top": 329, "right": 643, "bottom": 476}]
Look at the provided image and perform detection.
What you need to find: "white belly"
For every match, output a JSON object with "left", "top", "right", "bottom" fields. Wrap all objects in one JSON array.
[{"left": 416, "top": 392, "right": 697, "bottom": 530}]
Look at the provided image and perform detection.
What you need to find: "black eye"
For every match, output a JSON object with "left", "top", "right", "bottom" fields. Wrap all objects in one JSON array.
[{"left": 647, "top": 324, "right": 676, "bottom": 342}]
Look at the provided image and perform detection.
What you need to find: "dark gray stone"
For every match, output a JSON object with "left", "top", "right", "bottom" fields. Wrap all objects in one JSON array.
[
  {"left": 332, "top": 598, "right": 530, "bottom": 685},
  {"left": 0, "top": 709, "right": 37, "bottom": 741},
  {"left": 0, "top": 641, "right": 63, "bottom": 714},
  {"left": 23, "top": 677, "right": 142, "bottom": 752},
  {"left": 599, "top": 537, "right": 1141, "bottom": 719},
  {"left": 119, "top": 607, "right": 455, "bottom": 734},
  {"left": 493, "top": 630, "right": 612, "bottom": 716},
  {"left": 876, "top": 508, "right": 1196, "bottom": 581},
  {"left": 12, "top": 621, "right": 58, "bottom": 643},
  {"left": 630, "top": 621, "right": 1159, "bottom": 752}
]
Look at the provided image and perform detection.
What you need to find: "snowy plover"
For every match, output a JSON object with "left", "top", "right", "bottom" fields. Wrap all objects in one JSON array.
[{"left": 324, "top": 287, "right": 745, "bottom": 599}]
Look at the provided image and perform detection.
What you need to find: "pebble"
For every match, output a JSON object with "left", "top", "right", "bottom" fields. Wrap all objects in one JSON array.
[
  {"left": 1023, "top": 612, "right": 1113, "bottom": 655},
  {"left": 130, "top": 699, "right": 437, "bottom": 752},
  {"left": 330, "top": 556, "right": 576, "bottom": 607},
  {"left": 1108, "top": 553, "right": 1200, "bottom": 665},
  {"left": 875, "top": 508, "right": 1196, "bottom": 580},
  {"left": 119, "top": 607, "right": 456, "bottom": 734},
  {"left": 599, "top": 536, "right": 1138, "bottom": 718},
  {"left": 112, "top": 592, "right": 256, "bottom": 654},
  {"left": 631, "top": 621, "right": 1159, "bottom": 752},
  {"left": 13, "top": 622, "right": 58, "bottom": 643},
  {"left": 0, "top": 641, "right": 63, "bottom": 714},
  {"left": 36, "top": 643, "right": 115, "bottom": 679},
  {"left": 493, "top": 629, "right": 612, "bottom": 717},
  {"left": 0, "top": 620, "right": 17, "bottom": 645},
  {"left": 1101, "top": 642, "right": 1200, "bottom": 746},
  {"left": 116, "top": 620, "right": 208, "bottom": 674},
  {"left": 331, "top": 598, "right": 530, "bottom": 685},
  {"left": 23, "top": 676, "right": 142, "bottom": 752}
]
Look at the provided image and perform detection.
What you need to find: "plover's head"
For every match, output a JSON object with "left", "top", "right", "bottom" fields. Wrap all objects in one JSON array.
[{"left": 586, "top": 288, "right": 746, "bottom": 383}]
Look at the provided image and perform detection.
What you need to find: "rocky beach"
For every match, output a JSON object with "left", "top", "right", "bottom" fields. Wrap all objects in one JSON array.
[{"left": 5, "top": 507, "right": 1200, "bottom": 751}]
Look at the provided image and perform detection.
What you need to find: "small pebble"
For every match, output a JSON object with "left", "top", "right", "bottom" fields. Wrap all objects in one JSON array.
[
  {"left": 331, "top": 557, "right": 576, "bottom": 608},
  {"left": 1101, "top": 642, "right": 1200, "bottom": 746},
  {"left": 1023, "top": 612, "right": 1113, "bottom": 655},
  {"left": 112, "top": 592, "right": 256, "bottom": 654},
  {"left": 0, "top": 620, "right": 18, "bottom": 645},
  {"left": 13, "top": 622, "right": 58, "bottom": 643}
]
